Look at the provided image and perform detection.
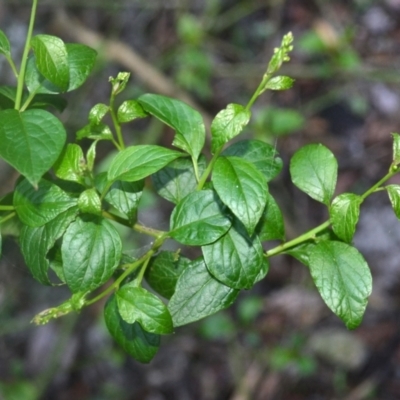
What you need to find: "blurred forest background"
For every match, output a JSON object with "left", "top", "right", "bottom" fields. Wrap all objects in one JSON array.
[{"left": 1, "top": 0, "right": 400, "bottom": 399}]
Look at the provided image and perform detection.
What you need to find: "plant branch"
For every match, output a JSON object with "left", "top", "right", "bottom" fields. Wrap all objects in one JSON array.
[
  {"left": 15, "top": 0, "right": 38, "bottom": 110},
  {"left": 110, "top": 92, "right": 125, "bottom": 150},
  {"left": 0, "top": 212, "right": 16, "bottom": 225},
  {"left": 197, "top": 149, "right": 222, "bottom": 190}
]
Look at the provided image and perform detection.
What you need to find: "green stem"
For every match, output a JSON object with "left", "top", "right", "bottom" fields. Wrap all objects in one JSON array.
[
  {"left": 15, "top": 0, "right": 38, "bottom": 110},
  {"left": 102, "top": 210, "right": 167, "bottom": 238},
  {"left": 245, "top": 73, "right": 270, "bottom": 112},
  {"left": 0, "top": 205, "right": 14, "bottom": 211},
  {"left": 266, "top": 220, "right": 331, "bottom": 258},
  {"left": 6, "top": 55, "right": 19, "bottom": 79},
  {"left": 192, "top": 156, "right": 200, "bottom": 183},
  {"left": 0, "top": 212, "right": 16, "bottom": 225},
  {"left": 197, "top": 149, "right": 222, "bottom": 190},
  {"left": 266, "top": 167, "right": 399, "bottom": 258},
  {"left": 110, "top": 93, "right": 125, "bottom": 150},
  {"left": 20, "top": 88, "right": 38, "bottom": 112}
]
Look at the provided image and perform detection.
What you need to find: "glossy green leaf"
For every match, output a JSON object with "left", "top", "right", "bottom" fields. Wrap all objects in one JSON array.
[
  {"left": 330, "top": 193, "right": 362, "bottom": 242},
  {"left": 264, "top": 76, "right": 295, "bottom": 91},
  {"left": 213, "top": 156, "right": 268, "bottom": 235},
  {"left": 168, "top": 258, "right": 239, "bottom": 326},
  {"left": 65, "top": 43, "right": 97, "bottom": 91},
  {"left": 104, "top": 295, "right": 160, "bottom": 363},
  {"left": 31, "top": 34, "right": 69, "bottom": 92},
  {"left": 145, "top": 251, "right": 190, "bottom": 299},
  {"left": 392, "top": 133, "right": 400, "bottom": 165},
  {"left": 387, "top": 184, "right": 400, "bottom": 220},
  {"left": 309, "top": 241, "right": 372, "bottom": 329},
  {"left": 89, "top": 103, "right": 109, "bottom": 125},
  {"left": 116, "top": 286, "right": 173, "bottom": 334},
  {"left": 256, "top": 193, "right": 285, "bottom": 241},
  {"left": 0, "top": 109, "right": 66, "bottom": 186},
  {"left": 62, "top": 215, "right": 122, "bottom": 293},
  {"left": 53, "top": 143, "right": 85, "bottom": 184},
  {"left": 110, "top": 72, "right": 130, "bottom": 95},
  {"left": 25, "top": 55, "right": 60, "bottom": 94},
  {"left": 222, "top": 139, "right": 283, "bottom": 182},
  {"left": 290, "top": 144, "right": 338, "bottom": 205},
  {"left": 254, "top": 258, "right": 270, "bottom": 283},
  {"left": 108, "top": 145, "right": 183, "bottom": 182},
  {"left": 117, "top": 100, "right": 147, "bottom": 123},
  {"left": 202, "top": 219, "right": 264, "bottom": 289},
  {"left": 211, "top": 103, "right": 251, "bottom": 154},
  {"left": 76, "top": 122, "right": 113, "bottom": 141},
  {"left": 20, "top": 207, "right": 78, "bottom": 285},
  {"left": 170, "top": 189, "right": 231, "bottom": 246},
  {"left": 0, "top": 30, "right": 11, "bottom": 57},
  {"left": 96, "top": 172, "right": 144, "bottom": 223},
  {"left": 78, "top": 188, "right": 102, "bottom": 215},
  {"left": 138, "top": 94, "right": 205, "bottom": 159},
  {"left": 152, "top": 156, "right": 206, "bottom": 204},
  {"left": 96, "top": 173, "right": 144, "bottom": 222},
  {"left": 14, "top": 178, "right": 77, "bottom": 227}
]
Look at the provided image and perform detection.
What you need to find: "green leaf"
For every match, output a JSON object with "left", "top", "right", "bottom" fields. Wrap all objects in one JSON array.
[
  {"left": 108, "top": 145, "right": 183, "bottom": 182},
  {"left": 53, "top": 143, "right": 85, "bottom": 184},
  {"left": 168, "top": 258, "right": 239, "bottom": 326},
  {"left": 290, "top": 144, "right": 338, "bottom": 205},
  {"left": 78, "top": 188, "right": 102, "bottom": 215},
  {"left": 31, "top": 35, "right": 69, "bottom": 92},
  {"left": 392, "top": 133, "right": 400, "bottom": 165},
  {"left": 116, "top": 286, "right": 173, "bottom": 334},
  {"left": 170, "top": 189, "right": 232, "bottom": 246},
  {"left": 0, "top": 109, "right": 66, "bottom": 186},
  {"left": 145, "top": 251, "right": 191, "bottom": 299},
  {"left": 14, "top": 178, "right": 78, "bottom": 227},
  {"left": 29, "top": 93, "right": 68, "bottom": 112},
  {"left": 109, "top": 72, "right": 130, "bottom": 95},
  {"left": 76, "top": 122, "right": 113, "bottom": 141},
  {"left": 117, "top": 100, "right": 147, "bottom": 123},
  {"left": 65, "top": 43, "right": 97, "bottom": 91},
  {"left": 256, "top": 193, "right": 285, "bottom": 241},
  {"left": 330, "top": 193, "right": 362, "bottom": 242},
  {"left": 62, "top": 215, "right": 122, "bottom": 293},
  {"left": 264, "top": 76, "right": 295, "bottom": 91},
  {"left": 20, "top": 207, "right": 78, "bottom": 285},
  {"left": 138, "top": 94, "right": 205, "bottom": 160},
  {"left": 96, "top": 173, "right": 143, "bottom": 223},
  {"left": 202, "top": 219, "right": 264, "bottom": 289},
  {"left": 387, "top": 184, "right": 400, "bottom": 220},
  {"left": 222, "top": 139, "right": 283, "bottom": 182},
  {"left": 104, "top": 294, "right": 159, "bottom": 363},
  {"left": 88, "top": 103, "right": 109, "bottom": 125},
  {"left": 0, "top": 30, "right": 11, "bottom": 57},
  {"left": 211, "top": 104, "right": 251, "bottom": 154},
  {"left": 213, "top": 156, "right": 268, "bottom": 235},
  {"left": 0, "top": 86, "right": 16, "bottom": 109},
  {"left": 309, "top": 241, "right": 372, "bottom": 329},
  {"left": 152, "top": 156, "right": 207, "bottom": 204}
]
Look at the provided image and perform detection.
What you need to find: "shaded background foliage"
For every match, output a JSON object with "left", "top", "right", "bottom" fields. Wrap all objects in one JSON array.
[{"left": 1, "top": 0, "right": 400, "bottom": 399}]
